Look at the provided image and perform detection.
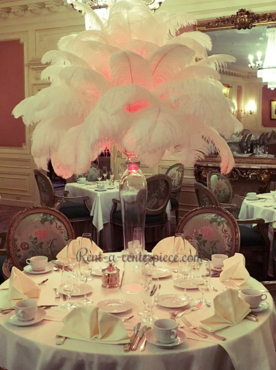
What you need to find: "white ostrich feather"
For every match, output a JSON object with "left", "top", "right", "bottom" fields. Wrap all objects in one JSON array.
[
  {"left": 107, "top": 0, "right": 156, "bottom": 45},
  {"left": 56, "top": 124, "right": 92, "bottom": 176},
  {"left": 163, "top": 13, "right": 197, "bottom": 39},
  {"left": 166, "top": 37, "right": 208, "bottom": 59},
  {"left": 41, "top": 65, "right": 65, "bottom": 83},
  {"left": 70, "top": 1, "right": 105, "bottom": 31},
  {"left": 110, "top": 50, "right": 153, "bottom": 90},
  {"left": 76, "top": 29, "right": 119, "bottom": 47},
  {"left": 52, "top": 151, "right": 74, "bottom": 179},
  {"left": 175, "top": 31, "right": 212, "bottom": 50},
  {"left": 41, "top": 50, "right": 90, "bottom": 68},
  {"left": 175, "top": 65, "right": 221, "bottom": 81},
  {"left": 196, "top": 54, "right": 236, "bottom": 70},
  {"left": 57, "top": 34, "right": 78, "bottom": 52},
  {"left": 123, "top": 107, "right": 180, "bottom": 167},
  {"left": 12, "top": 96, "right": 36, "bottom": 125},
  {"left": 148, "top": 44, "right": 195, "bottom": 86},
  {"left": 34, "top": 156, "right": 50, "bottom": 172},
  {"left": 123, "top": 40, "right": 159, "bottom": 58},
  {"left": 96, "top": 84, "right": 159, "bottom": 115}
]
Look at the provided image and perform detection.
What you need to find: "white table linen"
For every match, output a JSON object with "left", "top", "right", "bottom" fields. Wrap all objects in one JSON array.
[{"left": 0, "top": 255, "right": 276, "bottom": 370}]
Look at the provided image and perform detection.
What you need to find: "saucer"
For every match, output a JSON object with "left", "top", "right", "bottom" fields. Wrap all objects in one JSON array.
[
  {"left": 251, "top": 301, "right": 269, "bottom": 313},
  {"left": 7, "top": 309, "right": 46, "bottom": 327},
  {"left": 173, "top": 277, "right": 198, "bottom": 290},
  {"left": 60, "top": 285, "right": 93, "bottom": 297},
  {"left": 23, "top": 263, "right": 52, "bottom": 275},
  {"left": 157, "top": 294, "right": 190, "bottom": 308},
  {"left": 97, "top": 299, "right": 132, "bottom": 313},
  {"left": 148, "top": 267, "right": 171, "bottom": 279},
  {"left": 146, "top": 329, "right": 186, "bottom": 347}
]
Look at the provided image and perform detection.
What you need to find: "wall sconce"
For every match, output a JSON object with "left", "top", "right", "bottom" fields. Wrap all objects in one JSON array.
[{"left": 244, "top": 101, "right": 256, "bottom": 115}]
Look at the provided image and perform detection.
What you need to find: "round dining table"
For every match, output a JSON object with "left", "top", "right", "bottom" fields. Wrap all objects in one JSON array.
[{"left": 0, "top": 255, "right": 276, "bottom": 370}]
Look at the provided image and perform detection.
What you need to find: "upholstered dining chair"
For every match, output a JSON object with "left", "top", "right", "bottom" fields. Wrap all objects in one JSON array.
[
  {"left": 110, "top": 174, "right": 172, "bottom": 251},
  {"left": 2, "top": 206, "right": 74, "bottom": 279},
  {"left": 207, "top": 171, "right": 233, "bottom": 204},
  {"left": 176, "top": 205, "right": 240, "bottom": 259},
  {"left": 194, "top": 182, "right": 239, "bottom": 217},
  {"left": 165, "top": 163, "right": 184, "bottom": 227},
  {"left": 34, "top": 169, "right": 92, "bottom": 236}
]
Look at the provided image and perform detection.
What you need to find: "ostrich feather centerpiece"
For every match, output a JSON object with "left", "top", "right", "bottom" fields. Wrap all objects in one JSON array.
[{"left": 13, "top": 0, "right": 242, "bottom": 178}]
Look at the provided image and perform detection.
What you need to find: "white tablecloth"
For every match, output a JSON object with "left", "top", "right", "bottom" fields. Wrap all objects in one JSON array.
[{"left": 0, "top": 257, "right": 276, "bottom": 370}]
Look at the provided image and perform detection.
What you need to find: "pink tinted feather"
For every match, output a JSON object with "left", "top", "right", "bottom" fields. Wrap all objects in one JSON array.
[
  {"left": 123, "top": 40, "right": 159, "bottom": 58},
  {"left": 166, "top": 37, "right": 208, "bottom": 59}
]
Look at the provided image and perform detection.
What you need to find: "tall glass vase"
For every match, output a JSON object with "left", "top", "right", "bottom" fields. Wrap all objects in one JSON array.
[{"left": 119, "top": 153, "right": 147, "bottom": 294}]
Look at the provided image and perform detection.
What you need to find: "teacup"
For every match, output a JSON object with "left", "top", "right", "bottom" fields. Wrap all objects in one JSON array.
[
  {"left": 211, "top": 254, "right": 228, "bottom": 269},
  {"left": 247, "top": 192, "right": 257, "bottom": 199},
  {"left": 78, "top": 177, "right": 86, "bottom": 184},
  {"left": 26, "top": 256, "right": 48, "bottom": 271},
  {"left": 97, "top": 183, "right": 105, "bottom": 190},
  {"left": 240, "top": 289, "right": 267, "bottom": 308},
  {"left": 153, "top": 319, "right": 178, "bottom": 344},
  {"left": 15, "top": 299, "right": 37, "bottom": 322}
]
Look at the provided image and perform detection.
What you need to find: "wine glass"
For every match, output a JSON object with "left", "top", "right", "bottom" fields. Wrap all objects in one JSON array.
[
  {"left": 103, "top": 166, "right": 107, "bottom": 181},
  {"left": 97, "top": 169, "right": 103, "bottom": 183},
  {"left": 61, "top": 268, "right": 77, "bottom": 310},
  {"left": 109, "top": 169, "right": 115, "bottom": 185},
  {"left": 172, "top": 233, "right": 184, "bottom": 278},
  {"left": 81, "top": 233, "right": 93, "bottom": 281},
  {"left": 194, "top": 259, "right": 211, "bottom": 306},
  {"left": 140, "top": 265, "right": 159, "bottom": 327},
  {"left": 179, "top": 260, "right": 192, "bottom": 302},
  {"left": 78, "top": 262, "right": 93, "bottom": 305}
]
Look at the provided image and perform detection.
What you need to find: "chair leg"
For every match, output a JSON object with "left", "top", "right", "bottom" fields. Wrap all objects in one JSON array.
[{"left": 175, "top": 209, "right": 179, "bottom": 227}]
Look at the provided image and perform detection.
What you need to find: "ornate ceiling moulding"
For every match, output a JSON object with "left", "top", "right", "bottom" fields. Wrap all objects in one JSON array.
[
  {"left": 10, "top": 5, "right": 27, "bottom": 17},
  {"left": 44, "top": 1, "right": 61, "bottom": 13},
  {"left": 197, "top": 9, "right": 276, "bottom": 31},
  {"left": 28, "top": 3, "right": 45, "bottom": 15},
  {"left": 0, "top": 7, "right": 10, "bottom": 19}
]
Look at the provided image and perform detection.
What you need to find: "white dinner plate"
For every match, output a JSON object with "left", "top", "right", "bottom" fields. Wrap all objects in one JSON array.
[
  {"left": 146, "top": 329, "right": 186, "bottom": 347},
  {"left": 97, "top": 299, "right": 132, "bottom": 313},
  {"left": 23, "top": 263, "right": 53, "bottom": 275},
  {"left": 173, "top": 277, "right": 198, "bottom": 290},
  {"left": 157, "top": 294, "right": 190, "bottom": 308},
  {"left": 148, "top": 266, "right": 171, "bottom": 279},
  {"left": 7, "top": 309, "right": 46, "bottom": 327},
  {"left": 59, "top": 285, "right": 93, "bottom": 297},
  {"left": 251, "top": 301, "right": 269, "bottom": 313}
]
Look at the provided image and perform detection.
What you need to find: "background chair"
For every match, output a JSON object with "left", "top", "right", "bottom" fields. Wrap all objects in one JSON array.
[
  {"left": 2, "top": 206, "right": 74, "bottom": 279},
  {"left": 34, "top": 169, "right": 92, "bottom": 237},
  {"left": 207, "top": 171, "right": 233, "bottom": 204},
  {"left": 165, "top": 163, "right": 184, "bottom": 227},
  {"left": 110, "top": 174, "right": 172, "bottom": 251},
  {"left": 176, "top": 205, "right": 240, "bottom": 259}
]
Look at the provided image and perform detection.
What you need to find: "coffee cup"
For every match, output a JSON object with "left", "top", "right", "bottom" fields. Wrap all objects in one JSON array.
[
  {"left": 240, "top": 289, "right": 267, "bottom": 308},
  {"left": 78, "top": 177, "right": 86, "bottom": 184},
  {"left": 211, "top": 254, "right": 228, "bottom": 269},
  {"left": 26, "top": 256, "right": 48, "bottom": 271},
  {"left": 97, "top": 183, "right": 105, "bottom": 190},
  {"left": 247, "top": 192, "right": 257, "bottom": 199},
  {"left": 15, "top": 299, "right": 37, "bottom": 321},
  {"left": 153, "top": 319, "right": 178, "bottom": 344}
]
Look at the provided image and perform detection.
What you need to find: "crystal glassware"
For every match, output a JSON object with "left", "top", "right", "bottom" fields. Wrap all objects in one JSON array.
[
  {"left": 194, "top": 259, "right": 211, "bottom": 306},
  {"left": 140, "top": 265, "right": 159, "bottom": 327},
  {"left": 103, "top": 166, "right": 107, "bottom": 181},
  {"left": 78, "top": 262, "right": 93, "bottom": 305},
  {"left": 179, "top": 260, "right": 192, "bottom": 302},
  {"left": 61, "top": 267, "right": 78, "bottom": 310}
]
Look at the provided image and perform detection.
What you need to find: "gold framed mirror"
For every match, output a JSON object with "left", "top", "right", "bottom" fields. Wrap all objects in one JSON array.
[{"left": 194, "top": 9, "right": 276, "bottom": 131}]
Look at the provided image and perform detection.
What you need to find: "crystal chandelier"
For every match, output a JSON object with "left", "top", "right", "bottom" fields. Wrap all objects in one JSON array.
[{"left": 256, "top": 27, "right": 276, "bottom": 90}]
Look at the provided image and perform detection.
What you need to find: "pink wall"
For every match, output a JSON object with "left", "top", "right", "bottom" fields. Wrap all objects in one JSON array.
[
  {"left": 0, "top": 40, "right": 25, "bottom": 147},
  {"left": 262, "top": 85, "right": 276, "bottom": 127}
]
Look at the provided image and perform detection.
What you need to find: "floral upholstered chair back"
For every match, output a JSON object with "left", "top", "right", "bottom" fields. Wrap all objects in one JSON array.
[
  {"left": 207, "top": 172, "right": 233, "bottom": 204},
  {"left": 194, "top": 182, "right": 220, "bottom": 207},
  {"left": 6, "top": 206, "right": 74, "bottom": 271},
  {"left": 34, "top": 169, "right": 56, "bottom": 207},
  {"left": 146, "top": 174, "right": 172, "bottom": 215},
  {"left": 165, "top": 163, "right": 184, "bottom": 197},
  {"left": 176, "top": 206, "right": 240, "bottom": 259}
]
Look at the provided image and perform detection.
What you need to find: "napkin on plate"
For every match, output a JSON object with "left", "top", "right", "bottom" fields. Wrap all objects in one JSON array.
[
  {"left": 56, "top": 237, "right": 103, "bottom": 264},
  {"left": 220, "top": 253, "right": 250, "bottom": 285},
  {"left": 200, "top": 289, "right": 251, "bottom": 332},
  {"left": 0, "top": 267, "right": 41, "bottom": 308},
  {"left": 57, "top": 306, "right": 130, "bottom": 344},
  {"left": 152, "top": 236, "right": 196, "bottom": 264}
]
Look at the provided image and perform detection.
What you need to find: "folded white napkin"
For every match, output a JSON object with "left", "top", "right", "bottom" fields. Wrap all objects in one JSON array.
[
  {"left": 152, "top": 236, "right": 196, "bottom": 264},
  {"left": 200, "top": 289, "right": 251, "bottom": 332},
  {"left": 220, "top": 253, "right": 250, "bottom": 285},
  {"left": 57, "top": 306, "right": 130, "bottom": 344},
  {"left": 56, "top": 237, "right": 103, "bottom": 264},
  {"left": 0, "top": 267, "right": 41, "bottom": 308}
]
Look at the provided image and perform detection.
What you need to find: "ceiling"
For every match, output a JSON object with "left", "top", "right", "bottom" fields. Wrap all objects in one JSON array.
[{"left": 206, "top": 25, "right": 270, "bottom": 73}]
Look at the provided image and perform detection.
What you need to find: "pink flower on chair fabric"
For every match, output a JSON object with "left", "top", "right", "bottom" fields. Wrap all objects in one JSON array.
[
  {"left": 199, "top": 226, "right": 213, "bottom": 240},
  {"left": 216, "top": 182, "right": 223, "bottom": 189},
  {"left": 33, "top": 228, "right": 48, "bottom": 241}
]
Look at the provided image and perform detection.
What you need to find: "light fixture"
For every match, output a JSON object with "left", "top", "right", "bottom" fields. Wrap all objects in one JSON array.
[
  {"left": 248, "top": 51, "right": 263, "bottom": 69},
  {"left": 232, "top": 101, "right": 256, "bottom": 117},
  {"left": 257, "top": 27, "right": 276, "bottom": 90}
]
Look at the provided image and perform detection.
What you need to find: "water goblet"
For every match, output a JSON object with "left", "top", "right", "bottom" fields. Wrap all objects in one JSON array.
[
  {"left": 194, "top": 259, "right": 211, "bottom": 306},
  {"left": 78, "top": 262, "right": 93, "bottom": 305},
  {"left": 140, "top": 267, "right": 158, "bottom": 327},
  {"left": 97, "top": 169, "right": 103, "bottom": 183},
  {"left": 110, "top": 171, "right": 115, "bottom": 185},
  {"left": 61, "top": 268, "right": 77, "bottom": 310},
  {"left": 81, "top": 233, "right": 93, "bottom": 281},
  {"left": 179, "top": 260, "right": 192, "bottom": 302},
  {"left": 103, "top": 166, "right": 107, "bottom": 182}
]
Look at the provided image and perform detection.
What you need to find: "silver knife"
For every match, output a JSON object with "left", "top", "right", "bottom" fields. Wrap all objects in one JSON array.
[
  {"left": 124, "top": 322, "right": 141, "bottom": 352},
  {"left": 181, "top": 316, "right": 208, "bottom": 338},
  {"left": 131, "top": 326, "right": 147, "bottom": 351},
  {"left": 197, "top": 327, "right": 226, "bottom": 341}
]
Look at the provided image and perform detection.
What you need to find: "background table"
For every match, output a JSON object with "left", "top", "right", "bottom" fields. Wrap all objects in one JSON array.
[{"left": 0, "top": 256, "right": 276, "bottom": 370}]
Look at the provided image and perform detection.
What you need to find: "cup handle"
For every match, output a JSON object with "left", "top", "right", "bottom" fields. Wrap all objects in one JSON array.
[
  {"left": 171, "top": 330, "right": 177, "bottom": 339},
  {"left": 17, "top": 309, "right": 25, "bottom": 319},
  {"left": 26, "top": 259, "right": 31, "bottom": 265},
  {"left": 261, "top": 294, "right": 267, "bottom": 301}
]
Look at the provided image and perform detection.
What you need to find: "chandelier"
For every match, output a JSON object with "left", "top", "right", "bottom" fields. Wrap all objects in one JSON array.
[{"left": 248, "top": 27, "right": 276, "bottom": 90}]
